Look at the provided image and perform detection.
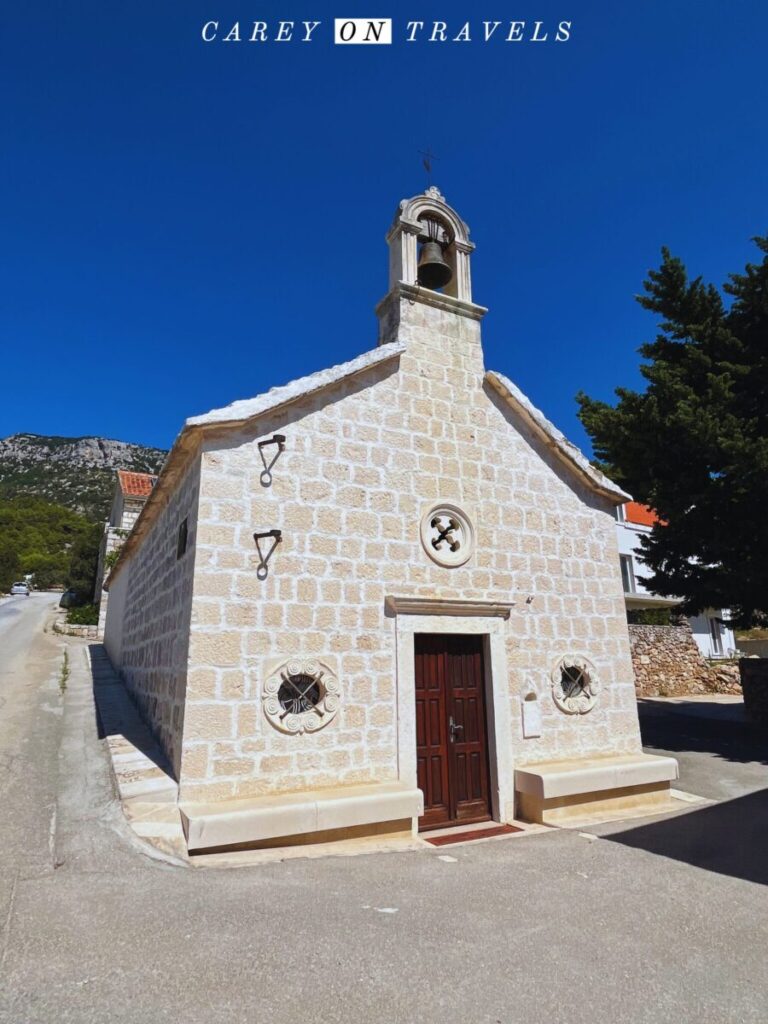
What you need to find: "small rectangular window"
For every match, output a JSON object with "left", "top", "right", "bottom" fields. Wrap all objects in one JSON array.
[
  {"left": 709, "top": 617, "right": 723, "bottom": 656},
  {"left": 614, "top": 504, "right": 626, "bottom": 523},
  {"left": 620, "top": 554, "right": 635, "bottom": 593},
  {"left": 177, "top": 517, "right": 188, "bottom": 560}
]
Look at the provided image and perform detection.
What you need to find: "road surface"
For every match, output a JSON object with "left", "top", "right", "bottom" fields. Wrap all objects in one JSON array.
[{"left": 1, "top": 595, "right": 767, "bottom": 1023}]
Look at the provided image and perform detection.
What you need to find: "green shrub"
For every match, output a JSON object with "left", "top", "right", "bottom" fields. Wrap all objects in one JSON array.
[
  {"left": 0, "top": 497, "right": 96, "bottom": 591},
  {"left": 66, "top": 603, "right": 99, "bottom": 626},
  {"left": 627, "top": 608, "right": 674, "bottom": 626},
  {"left": 104, "top": 548, "right": 122, "bottom": 570}
]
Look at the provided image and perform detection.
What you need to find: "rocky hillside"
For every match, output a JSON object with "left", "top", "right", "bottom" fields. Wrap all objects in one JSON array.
[{"left": 0, "top": 434, "right": 167, "bottom": 522}]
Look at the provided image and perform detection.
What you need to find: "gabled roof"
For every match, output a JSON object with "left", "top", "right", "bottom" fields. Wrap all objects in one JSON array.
[
  {"left": 108, "top": 344, "right": 626, "bottom": 587},
  {"left": 484, "top": 371, "right": 631, "bottom": 504},
  {"left": 185, "top": 341, "right": 406, "bottom": 430},
  {"left": 117, "top": 470, "right": 157, "bottom": 498},
  {"left": 107, "top": 342, "right": 405, "bottom": 585}
]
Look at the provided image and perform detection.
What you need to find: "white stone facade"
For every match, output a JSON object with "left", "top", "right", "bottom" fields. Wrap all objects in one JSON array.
[
  {"left": 104, "top": 189, "right": 652, "bottom": 841},
  {"left": 105, "top": 458, "right": 199, "bottom": 776}
]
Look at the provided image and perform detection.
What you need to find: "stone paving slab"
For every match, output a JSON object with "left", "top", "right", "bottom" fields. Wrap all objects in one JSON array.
[{"left": 87, "top": 645, "right": 187, "bottom": 860}]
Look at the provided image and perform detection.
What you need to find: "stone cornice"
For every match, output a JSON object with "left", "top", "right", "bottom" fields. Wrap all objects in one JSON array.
[
  {"left": 485, "top": 371, "right": 631, "bottom": 505},
  {"left": 385, "top": 596, "right": 514, "bottom": 618},
  {"left": 376, "top": 283, "right": 488, "bottom": 322},
  {"left": 186, "top": 341, "right": 405, "bottom": 429}
]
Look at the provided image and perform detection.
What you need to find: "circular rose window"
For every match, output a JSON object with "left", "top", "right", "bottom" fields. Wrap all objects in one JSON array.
[
  {"left": 550, "top": 655, "right": 600, "bottom": 715},
  {"left": 263, "top": 659, "right": 340, "bottom": 735},
  {"left": 420, "top": 502, "right": 475, "bottom": 568}
]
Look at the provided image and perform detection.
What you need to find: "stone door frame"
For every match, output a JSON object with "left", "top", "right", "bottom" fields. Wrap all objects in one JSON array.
[{"left": 386, "top": 598, "right": 515, "bottom": 826}]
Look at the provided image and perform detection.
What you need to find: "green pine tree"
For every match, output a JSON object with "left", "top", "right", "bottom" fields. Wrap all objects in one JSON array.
[
  {"left": 577, "top": 236, "right": 768, "bottom": 628},
  {"left": 0, "top": 541, "right": 21, "bottom": 593},
  {"left": 65, "top": 522, "right": 103, "bottom": 601}
]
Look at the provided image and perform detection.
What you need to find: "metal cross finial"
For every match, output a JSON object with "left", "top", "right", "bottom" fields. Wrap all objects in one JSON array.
[{"left": 419, "top": 148, "right": 438, "bottom": 186}]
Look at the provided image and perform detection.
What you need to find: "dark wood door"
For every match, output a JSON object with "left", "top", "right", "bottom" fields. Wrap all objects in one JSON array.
[{"left": 414, "top": 634, "right": 493, "bottom": 830}]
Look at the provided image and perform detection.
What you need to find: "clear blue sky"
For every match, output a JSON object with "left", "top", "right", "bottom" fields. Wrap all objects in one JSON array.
[{"left": 2, "top": 2, "right": 766, "bottom": 454}]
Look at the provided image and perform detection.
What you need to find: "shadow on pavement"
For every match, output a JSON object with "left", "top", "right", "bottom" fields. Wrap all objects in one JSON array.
[
  {"left": 600, "top": 700, "right": 768, "bottom": 885},
  {"left": 603, "top": 786, "right": 768, "bottom": 886},
  {"left": 88, "top": 642, "right": 176, "bottom": 780},
  {"left": 638, "top": 699, "right": 768, "bottom": 767}
]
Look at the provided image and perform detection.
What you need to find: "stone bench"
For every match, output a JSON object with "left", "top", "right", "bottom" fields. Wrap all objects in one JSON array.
[
  {"left": 180, "top": 781, "right": 423, "bottom": 853},
  {"left": 514, "top": 752, "right": 679, "bottom": 825}
]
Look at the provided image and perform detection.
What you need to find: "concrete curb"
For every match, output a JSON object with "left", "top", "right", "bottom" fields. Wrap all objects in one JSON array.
[{"left": 53, "top": 619, "right": 99, "bottom": 639}]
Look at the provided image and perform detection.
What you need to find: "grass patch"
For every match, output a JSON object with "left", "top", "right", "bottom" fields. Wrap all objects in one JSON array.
[
  {"left": 59, "top": 649, "right": 70, "bottom": 693},
  {"left": 66, "top": 603, "right": 98, "bottom": 626}
]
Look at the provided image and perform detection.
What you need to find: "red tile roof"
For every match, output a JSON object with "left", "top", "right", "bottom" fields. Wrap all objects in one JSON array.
[
  {"left": 624, "top": 501, "right": 660, "bottom": 527},
  {"left": 117, "top": 470, "right": 157, "bottom": 498}
]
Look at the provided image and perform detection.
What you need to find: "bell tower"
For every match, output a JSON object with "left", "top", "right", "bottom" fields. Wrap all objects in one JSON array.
[
  {"left": 377, "top": 187, "right": 487, "bottom": 358},
  {"left": 384, "top": 186, "right": 476, "bottom": 302}
]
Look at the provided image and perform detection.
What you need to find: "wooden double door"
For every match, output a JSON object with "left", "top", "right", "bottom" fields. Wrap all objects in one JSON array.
[{"left": 415, "top": 634, "right": 493, "bottom": 830}]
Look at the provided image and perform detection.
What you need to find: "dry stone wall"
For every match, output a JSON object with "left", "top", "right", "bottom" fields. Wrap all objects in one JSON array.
[{"left": 629, "top": 622, "right": 741, "bottom": 697}]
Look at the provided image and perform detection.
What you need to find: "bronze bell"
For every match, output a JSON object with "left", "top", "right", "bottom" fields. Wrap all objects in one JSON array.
[{"left": 417, "top": 240, "right": 453, "bottom": 291}]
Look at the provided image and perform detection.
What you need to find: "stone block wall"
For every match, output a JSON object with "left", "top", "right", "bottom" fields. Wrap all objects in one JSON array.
[
  {"left": 176, "top": 294, "right": 641, "bottom": 804},
  {"left": 628, "top": 622, "right": 741, "bottom": 697},
  {"left": 106, "top": 457, "right": 201, "bottom": 777},
  {"left": 120, "top": 499, "right": 146, "bottom": 531}
]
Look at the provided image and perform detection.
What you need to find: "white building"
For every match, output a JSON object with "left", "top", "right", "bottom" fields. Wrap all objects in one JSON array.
[
  {"left": 615, "top": 501, "right": 736, "bottom": 659},
  {"left": 95, "top": 470, "right": 158, "bottom": 635}
]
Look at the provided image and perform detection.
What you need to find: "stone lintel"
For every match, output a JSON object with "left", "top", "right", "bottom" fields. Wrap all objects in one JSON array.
[{"left": 385, "top": 596, "right": 514, "bottom": 618}]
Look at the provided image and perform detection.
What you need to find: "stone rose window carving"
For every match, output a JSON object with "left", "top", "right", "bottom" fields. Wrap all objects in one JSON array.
[
  {"left": 420, "top": 502, "right": 475, "bottom": 568},
  {"left": 263, "top": 659, "right": 340, "bottom": 735},
  {"left": 551, "top": 655, "right": 600, "bottom": 715}
]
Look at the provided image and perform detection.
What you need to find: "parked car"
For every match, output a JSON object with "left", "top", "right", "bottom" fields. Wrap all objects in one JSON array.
[
  {"left": 59, "top": 588, "right": 79, "bottom": 608},
  {"left": 10, "top": 582, "right": 30, "bottom": 596}
]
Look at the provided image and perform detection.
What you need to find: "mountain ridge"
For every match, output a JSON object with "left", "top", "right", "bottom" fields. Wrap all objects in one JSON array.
[{"left": 0, "top": 433, "right": 168, "bottom": 521}]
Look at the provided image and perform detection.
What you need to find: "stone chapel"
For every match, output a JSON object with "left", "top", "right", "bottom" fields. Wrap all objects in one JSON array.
[{"left": 104, "top": 188, "right": 677, "bottom": 854}]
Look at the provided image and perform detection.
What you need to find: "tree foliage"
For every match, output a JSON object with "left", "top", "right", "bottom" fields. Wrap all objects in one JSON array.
[
  {"left": 65, "top": 522, "right": 103, "bottom": 599},
  {"left": 577, "top": 236, "right": 768, "bottom": 628},
  {"left": 0, "top": 541, "right": 20, "bottom": 592},
  {"left": 0, "top": 497, "right": 101, "bottom": 595}
]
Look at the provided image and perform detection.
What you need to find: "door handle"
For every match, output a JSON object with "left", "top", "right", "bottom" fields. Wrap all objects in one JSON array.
[{"left": 449, "top": 716, "right": 463, "bottom": 743}]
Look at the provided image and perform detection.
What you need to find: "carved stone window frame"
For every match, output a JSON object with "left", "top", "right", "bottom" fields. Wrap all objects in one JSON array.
[
  {"left": 550, "top": 654, "right": 601, "bottom": 715},
  {"left": 263, "top": 658, "right": 340, "bottom": 735},
  {"left": 420, "top": 501, "right": 475, "bottom": 568}
]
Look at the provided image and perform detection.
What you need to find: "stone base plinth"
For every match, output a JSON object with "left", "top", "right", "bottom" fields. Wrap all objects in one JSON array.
[
  {"left": 181, "top": 781, "right": 423, "bottom": 853},
  {"left": 515, "top": 753, "right": 679, "bottom": 825}
]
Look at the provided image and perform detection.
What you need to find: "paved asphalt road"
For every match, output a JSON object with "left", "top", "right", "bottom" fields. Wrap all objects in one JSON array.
[{"left": 1, "top": 596, "right": 767, "bottom": 1023}]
